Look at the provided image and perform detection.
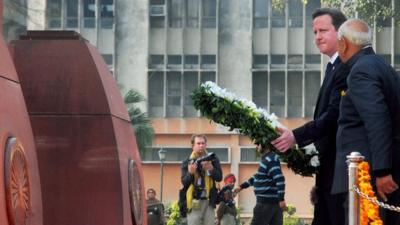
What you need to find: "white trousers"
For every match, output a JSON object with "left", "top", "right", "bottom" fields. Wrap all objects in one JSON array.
[{"left": 187, "top": 199, "right": 215, "bottom": 225}]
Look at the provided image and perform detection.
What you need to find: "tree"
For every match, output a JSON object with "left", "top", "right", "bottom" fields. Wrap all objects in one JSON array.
[
  {"left": 272, "top": 0, "right": 399, "bottom": 27},
  {"left": 124, "top": 89, "right": 155, "bottom": 156},
  {"left": 322, "top": 0, "right": 398, "bottom": 26}
]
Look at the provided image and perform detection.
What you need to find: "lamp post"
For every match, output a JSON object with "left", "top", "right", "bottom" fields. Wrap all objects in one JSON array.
[{"left": 158, "top": 148, "right": 166, "bottom": 202}]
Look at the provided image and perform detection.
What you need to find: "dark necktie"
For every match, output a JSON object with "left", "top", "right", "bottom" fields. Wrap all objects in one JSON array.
[{"left": 325, "top": 62, "right": 333, "bottom": 75}]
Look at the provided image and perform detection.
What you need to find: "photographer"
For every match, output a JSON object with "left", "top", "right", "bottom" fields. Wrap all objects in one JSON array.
[{"left": 179, "top": 134, "right": 222, "bottom": 225}]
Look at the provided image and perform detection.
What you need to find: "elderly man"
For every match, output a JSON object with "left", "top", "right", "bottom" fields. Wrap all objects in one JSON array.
[
  {"left": 179, "top": 134, "right": 222, "bottom": 225},
  {"left": 334, "top": 18, "right": 400, "bottom": 224}
]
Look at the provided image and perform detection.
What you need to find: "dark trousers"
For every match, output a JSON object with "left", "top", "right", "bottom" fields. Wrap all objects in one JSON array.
[
  {"left": 312, "top": 187, "right": 346, "bottom": 225},
  {"left": 383, "top": 189, "right": 400, "bottom": 225},
  {"left": 250, "top": 202, "right": 282, "bottom": 225}
]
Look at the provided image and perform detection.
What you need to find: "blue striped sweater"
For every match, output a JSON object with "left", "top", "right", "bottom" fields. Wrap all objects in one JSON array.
[{"left": 240, "top": 151, "right": 285, "bottom": 203}]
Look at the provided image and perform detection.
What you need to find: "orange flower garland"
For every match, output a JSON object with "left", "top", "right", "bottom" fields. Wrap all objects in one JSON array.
[{"left": 358, "top": 162, "right": 383, "bottom": 225}]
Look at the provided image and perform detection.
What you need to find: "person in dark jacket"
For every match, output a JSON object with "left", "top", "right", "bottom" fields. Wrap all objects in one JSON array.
[
  {"left": 216, "top": 173, "right": 237, "bottom": 225},
  {"left": 179, "top": 134, "right": 222, "bottom": 225},
  {"left": 146, "top": 188, "right": 165, "bottom": 225},
  {"left": 334, "top": 18, "right": 400, "bottom": 224},
  {"left": 271, "top": 8, "right": 348, "bottom": 225}
]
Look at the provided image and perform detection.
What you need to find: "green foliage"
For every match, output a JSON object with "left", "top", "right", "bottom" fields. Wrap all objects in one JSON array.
[
  {"left": 272, "top": 0, "right": 308, "bottom": 11},
  {"left": 271, "top": 0, "right": 399, "bottom": 28},
  {"left": 235, "top": 206, "right": 245, "bottom": 225},
  {"left": 165, "top": 201, "right": 186, "bottom": 225},
  {"left": 322, "top": 0, "right": 398, "bottom": 27},
  {"left": 124, "top": 89, "right": 155, "bottom": 156},
  {"left": 191, "top": 82, "right": 318, "bottom": 177},
  {"left": 283, "top": 204, "right": 308, "bottom": 225}
]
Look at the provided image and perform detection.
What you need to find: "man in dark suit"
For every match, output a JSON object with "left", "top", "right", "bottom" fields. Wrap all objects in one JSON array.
[
  {"left": 271, "top": 8, "right": 347, "bottom": 225},
  {"left": 334, "top": 18, "right": 400, "bottom": 224}
]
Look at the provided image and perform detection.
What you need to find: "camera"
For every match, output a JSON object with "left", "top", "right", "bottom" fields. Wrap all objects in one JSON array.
[{"left": 191, "top": 152, "right": 216, "bottom": 169}]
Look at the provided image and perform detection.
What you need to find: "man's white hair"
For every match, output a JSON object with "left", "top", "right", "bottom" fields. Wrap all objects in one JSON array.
[{"left": 337, "top": 19, "right": 372, "bottom": 46}]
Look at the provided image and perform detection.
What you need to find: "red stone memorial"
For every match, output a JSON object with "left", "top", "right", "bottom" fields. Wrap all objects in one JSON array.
[
  {"left": 9, "top": 30, "right": 147, "bottom": 225},
  {"left": 0, "top": 1, "right": 43, "bottom": 225}
]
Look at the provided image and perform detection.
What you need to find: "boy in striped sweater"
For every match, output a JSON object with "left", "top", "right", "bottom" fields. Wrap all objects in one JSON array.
[{"left": 234, "top": 145, "right": 287, "bottom": 225}]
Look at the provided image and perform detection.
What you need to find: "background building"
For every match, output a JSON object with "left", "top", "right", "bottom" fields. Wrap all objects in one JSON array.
[{"left": 3, "top": 0, "right": 400, "bottom": 220}]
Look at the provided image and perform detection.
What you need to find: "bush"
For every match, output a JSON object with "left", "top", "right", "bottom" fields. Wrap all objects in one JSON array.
[
  {"left": 165, "top": 201, "right": 186, "bottom": 225},
  {"left": 283, "top": 204, "right": 308, "bottom": 225}
]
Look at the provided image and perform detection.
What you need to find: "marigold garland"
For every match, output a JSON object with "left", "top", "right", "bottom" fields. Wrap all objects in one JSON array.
[{"left": 358, "top": 162, "right": 383, "bottom": 225}]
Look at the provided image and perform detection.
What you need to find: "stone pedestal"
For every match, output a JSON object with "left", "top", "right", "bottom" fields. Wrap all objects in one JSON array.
[
  {"left": 0, "top": 1, "right": 43, "bottom": 224},
  {"left": 10, "top": 31, "right": 146, "bottom": 225}
]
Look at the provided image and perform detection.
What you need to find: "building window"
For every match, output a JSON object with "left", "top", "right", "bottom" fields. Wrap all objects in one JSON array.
[
  {"left": 102, "top": 54, "right": 114, "bottom": 72},
  {"left": 252, "top": 72, "right": 268, "bottom": 110},
  {"left": 271, "top": 55, "right": 285, "bottom": 68},
  {"left": 202, "top": 0, "right": 216, "bottom": 28},
  {"left": 288, "top": 54, "right": 303, "bottom": 69},
  {"left": 253, "top": 0, "right": 268, "bottom": 28},
  {"left": 201, "top": 55, "right": 216, "bottom": 69},
  {"left": 306, "top": 0, "right": 320, "bottom": 26},
  {"left": 253, "top": 55, "right": 268, "bottom": 68},
  {"left": 150, "top": 0, "right": 166, "bottom": 28},
  {"left": 100, "top": 0, "right": 114, "bottom": 29},
  {"left": 186, "top": 0, "right": 199, "bottom": 28},
  {"left": 305, "top": 54, "right": 320, "bottom": 68},
  {"left": 47, "top": 0, "right": 62, "bottom": 28},
  {"left": 83, "top": 0, "right": 96, "bottom": 28},
  {"left": 149, "top": 55, "right": 165, "bottom": 69},
  {"left": 375, "top": 0, "right": 392, "bottom": 27},
  {"left": 240, "top": 147, "right": 259, "bottom": 162},
  {"left": 142, "top": 147, "right": 229, "bottom": 162},
  {"left": 150, "top": 17, "right": 166, "bottom": 28},
  {"left": 253, "top": 70, "right": 320, "bottom": 119},
  {"left": 166, "top": 72, "right": 182, "bottom": 117},
  {"left": 305, "top": 71, "right": 320, "bottom": 117},
  {"left": 102, "top": 54, "right": 113, "bottom": 65},
  {"left": 66, "top": 0, "right": 78, "bottom": 28},
  {"left": 148, "top": 72, "right": 165, "bottom": 117},
  {"left": 288, "top": 72, "right": 302, "bottom": 118},
  {"left": 169, "top": 0, "right": 183, "bottom": 28},
  {"left": 288, "top": 0, "right": 303, "bottom": 28},
  {"left": 395, "top": 55, "right": 400, "bottom": 70},
  {"left": 271, "top": 7, "right": 285, "bottom": 28},
  {"left": 167, "top": 55, "right": 182, "bottom": 69},
  {"left": 184, "top": 72, "right": 198, "bottom": 117},
  {"left": 46, "top": 0, "right": 113, "bottom": 29},
  {"left": 270, "top": 72, "right": 285, "bottom": 117},
  {"left": 148, "top": 70, "right": 216, "bottom": 118},
  {"left": 200, "top": 71, "right": 216, "bottom": 84},
  {"left": 184, "top": 55, "right": 199, "bottom": 69}
]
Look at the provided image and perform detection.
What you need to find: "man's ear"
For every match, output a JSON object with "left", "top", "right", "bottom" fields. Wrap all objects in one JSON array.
[
  {"left": 341, "top": 37, "right": 349, "bottom": 55},
  {"left": 338, "top": 37, "right": 348, "bottom": 61}
]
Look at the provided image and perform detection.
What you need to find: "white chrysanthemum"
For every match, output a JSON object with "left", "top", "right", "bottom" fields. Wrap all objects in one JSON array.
[
  {"left": 304, "top": 143, "right": 318, "bottom": 155},
  {"left": 310, "top": 155, "right": 320, "bottom": 167},
  {"left": 204, "top": 81, "right": 284, "bottom": 129}
]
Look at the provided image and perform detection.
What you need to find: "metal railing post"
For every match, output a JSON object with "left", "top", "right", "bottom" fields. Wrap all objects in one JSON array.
[{"left": 347, "top": 152, "right": 364, "bottom": 225}]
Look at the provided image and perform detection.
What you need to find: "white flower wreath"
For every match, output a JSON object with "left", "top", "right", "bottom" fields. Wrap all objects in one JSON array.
[{"left": 192, "top": 81, "right": 319, "bottom": 176}]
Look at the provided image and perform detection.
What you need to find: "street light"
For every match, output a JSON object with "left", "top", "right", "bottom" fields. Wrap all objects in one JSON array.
[{"left": 158, "top": 148, "right": 166, "bottom": 202}]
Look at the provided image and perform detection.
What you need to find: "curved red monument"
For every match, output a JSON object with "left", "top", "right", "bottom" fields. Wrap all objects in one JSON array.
[
  {"left": 9, "top": 31, "right": 146, "bottom": 225},
  {"left": 0, "top": 1, "right": 43, "bottom": 225}
]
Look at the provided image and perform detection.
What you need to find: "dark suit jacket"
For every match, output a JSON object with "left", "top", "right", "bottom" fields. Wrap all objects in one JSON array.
[
  {"left": 333, "top": 47, "right": 400, "bottom": 194},
  {"left": 293, "top": 57, "right": 348, "bottom": 190}
]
